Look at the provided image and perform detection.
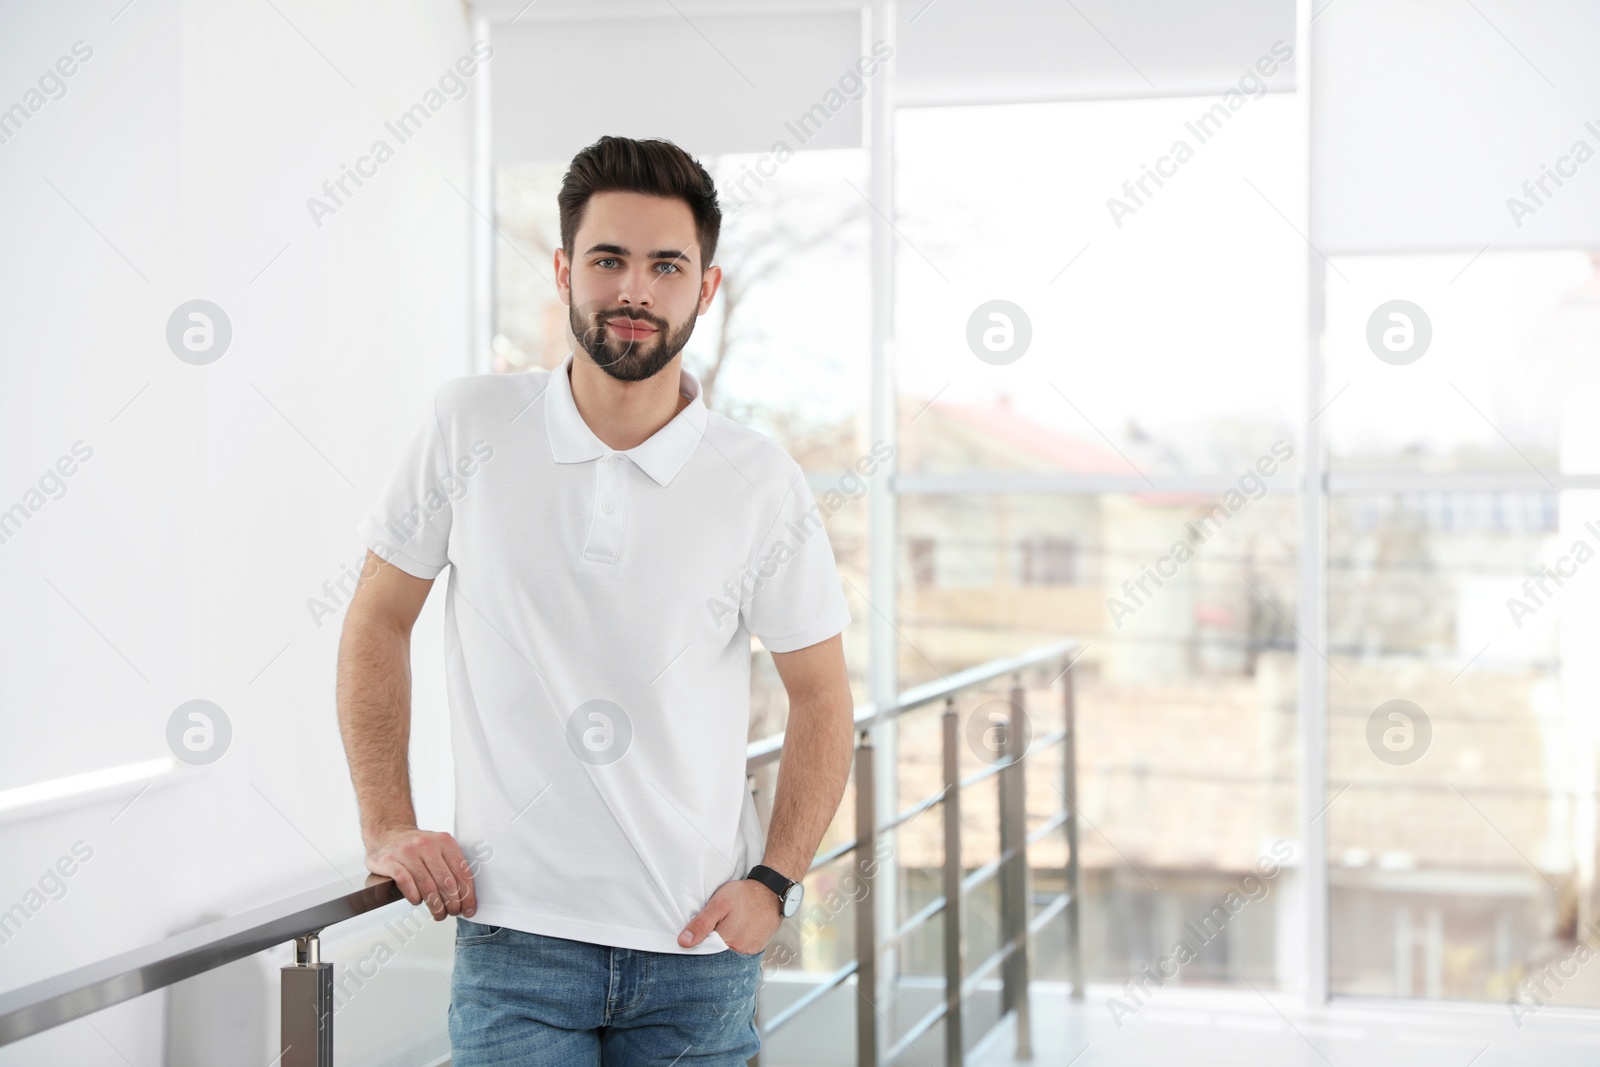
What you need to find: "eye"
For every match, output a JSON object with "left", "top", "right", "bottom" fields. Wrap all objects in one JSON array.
[
  {"left": 595, "top": 257, "right": 620, "bottom": 269},
  {"left": 656, "top": 262, "right": 682, "bottom": 275}
]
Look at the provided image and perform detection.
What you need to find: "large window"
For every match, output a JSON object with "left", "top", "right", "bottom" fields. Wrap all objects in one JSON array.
[
  {"left": 1324, "top": 250, "right": 1600, "bottom": 1004},
  {"left": 488, "top": 57, "right": 1600, "bottom": 1018},
  {"left": 894, "top": 95, "right": 1306, "bottom": 479},
  {"left": 895, "top": 93, "right": 1306, "bottom": 992}
]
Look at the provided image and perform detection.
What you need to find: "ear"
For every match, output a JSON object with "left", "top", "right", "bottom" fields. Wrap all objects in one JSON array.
[
  {"left": 697, "top": 263, "right": 723, "bottom": 315},
  {"left": 554, "top": 247, "right": 572, "bottom": 303}
]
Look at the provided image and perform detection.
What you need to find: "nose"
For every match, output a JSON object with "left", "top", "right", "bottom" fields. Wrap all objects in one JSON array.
[{"left": 612, "top": 264, "right": 657, "bottom": 311}]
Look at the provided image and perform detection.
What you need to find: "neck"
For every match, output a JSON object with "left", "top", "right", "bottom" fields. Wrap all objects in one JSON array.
[{"left": 568, "top": 352, "right": 690, "bottom": 452}]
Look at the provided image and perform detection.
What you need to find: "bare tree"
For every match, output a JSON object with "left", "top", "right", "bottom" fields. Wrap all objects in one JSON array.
[
  {"left": 697, "top": 158, "right": 862, "bottom": 410},
  {"left": 493, "top": 158, "right": 865, "bottom": 446}
]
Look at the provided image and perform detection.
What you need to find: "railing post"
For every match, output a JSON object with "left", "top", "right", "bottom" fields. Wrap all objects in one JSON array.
[
  {"left": 854, "top": 728, "right": 878, "bottom": 1067},
  {"left": 1001, "top": 675, "right": 1033, "bottom": 1060},
  {"left": 942, "top": 697, "right": 965, "bottom": 1067},
  {"left": 748, "top": 773, "right": 765, "bottom": 1067},
  {"left": 998, "top": 691, "right": 1015, "bottom": 1021},
  {"left": 280, "top": 932, "right": 333, "bottom": 1067},
  {"left": 1063, "top": 655, "right": 1084, "bottom": 999}
]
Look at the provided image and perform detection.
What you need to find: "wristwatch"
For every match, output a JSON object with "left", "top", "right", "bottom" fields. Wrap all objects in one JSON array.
[{"left": 747, "top": 864, "right": 804, "bottom": 917}]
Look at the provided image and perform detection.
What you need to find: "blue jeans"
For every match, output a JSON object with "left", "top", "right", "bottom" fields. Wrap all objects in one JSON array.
[{"left": 447, "top": 918, "right": 765, "bottom": 1065}]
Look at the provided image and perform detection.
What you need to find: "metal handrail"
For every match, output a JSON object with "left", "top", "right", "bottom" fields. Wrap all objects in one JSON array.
[
  {"left": 756, "top": 957, "right": 858, "bottom": 1034},
  {"left": 745, "top": 638, "right": 1080, "bottom": 771},
  {"left": 789, "top": 717, "right": 1075, "bottom": 980},
  {"left": 856, "top": 639, "right": 1079, "bottom": 729},
  {"left": 815, "top": 640, "right": 1085, "bottom": 1067},
  {"left": 0, "top": 638, "right": 1085, "bottom": 1067},
  {"left": 0, "top": 878, "right": 401, "bottom": 1046}
]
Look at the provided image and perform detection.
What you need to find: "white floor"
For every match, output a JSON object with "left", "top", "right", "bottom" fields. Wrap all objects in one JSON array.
[{"left": 968, "top": 983, "right": 1600, "bottom": 1067}]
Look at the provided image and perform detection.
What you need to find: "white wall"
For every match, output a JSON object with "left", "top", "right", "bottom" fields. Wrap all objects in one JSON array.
[{"left": 0, "top": 1, "right": 476, "bottom": 1061}]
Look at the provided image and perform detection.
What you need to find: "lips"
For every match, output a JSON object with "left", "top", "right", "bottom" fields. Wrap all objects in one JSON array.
[{"left": 607, "top": 316, "right": 657, "bottom": 338}]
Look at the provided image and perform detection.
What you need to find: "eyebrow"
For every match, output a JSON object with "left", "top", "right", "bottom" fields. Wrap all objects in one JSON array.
[{"left": 584, "top": 243, "right": 693, "bottom": 264}]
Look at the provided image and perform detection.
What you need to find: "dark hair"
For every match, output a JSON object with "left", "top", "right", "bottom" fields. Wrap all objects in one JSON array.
[{"left": 557, "top": 136, "right": 722, "bottom": 269}]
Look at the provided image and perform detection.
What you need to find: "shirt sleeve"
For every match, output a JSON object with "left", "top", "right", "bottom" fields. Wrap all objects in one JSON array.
[
  {"left": 355, "top": 390, "right": 455, "bottom": 580},
  {"left": 742, "top": 471, "right": 853, "bottom": 653}
]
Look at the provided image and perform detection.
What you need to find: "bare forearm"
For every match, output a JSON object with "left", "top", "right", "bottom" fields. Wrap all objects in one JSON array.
[
  {"left": 761, "top": 692, "right": 854, "bottom": 882},
  {"left": 336, "top": 612, "right": 417, "bottom": 842}
]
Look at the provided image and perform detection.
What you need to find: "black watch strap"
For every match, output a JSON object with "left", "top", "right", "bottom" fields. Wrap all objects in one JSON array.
[{"left": 747, "top": 863, "right": 794, "bottom": 900}]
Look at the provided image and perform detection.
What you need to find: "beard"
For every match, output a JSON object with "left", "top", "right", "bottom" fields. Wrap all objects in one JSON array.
[{"left": 570, "top": 300, "right": 696, "bottom": 383}]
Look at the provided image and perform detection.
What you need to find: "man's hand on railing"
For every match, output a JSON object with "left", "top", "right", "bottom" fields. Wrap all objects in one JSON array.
[{"left": 364, "top": 826, "right": 478, "bottom": 921}]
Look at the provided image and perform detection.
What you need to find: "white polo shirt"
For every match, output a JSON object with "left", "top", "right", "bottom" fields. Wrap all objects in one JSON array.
[{"left": 356, "top": 350, "right": 852, "bottom": 954}]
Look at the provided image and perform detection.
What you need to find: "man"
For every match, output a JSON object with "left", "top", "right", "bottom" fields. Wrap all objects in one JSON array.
[{"left": 335, "top": 135, "right": 856, "bottom": 1065}]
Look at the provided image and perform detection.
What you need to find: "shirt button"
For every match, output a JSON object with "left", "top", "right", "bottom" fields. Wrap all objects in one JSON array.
[
  {"left": 602, "top": 502, "right": 614, "bottom": 513},
  {"left": 609, "top": 455, "right": 621, "bottom": 466}
]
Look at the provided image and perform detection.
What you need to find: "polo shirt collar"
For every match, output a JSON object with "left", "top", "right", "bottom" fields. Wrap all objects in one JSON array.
[{"left": 545, "top": 349, "right": 709, "bottom": 487}]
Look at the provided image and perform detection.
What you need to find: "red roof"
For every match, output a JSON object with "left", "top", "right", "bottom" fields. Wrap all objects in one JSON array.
[
  {"left": 929, "top": 397, "right": 1132, "bottom": 474},
  {"left": 926, "top": 396, "right": 1216, "bottom": 505}
]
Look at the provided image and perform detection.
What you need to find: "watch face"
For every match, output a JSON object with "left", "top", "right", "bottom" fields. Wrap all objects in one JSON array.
[{"left": 782, "top": 882, "right": 804, "bottom": 917}]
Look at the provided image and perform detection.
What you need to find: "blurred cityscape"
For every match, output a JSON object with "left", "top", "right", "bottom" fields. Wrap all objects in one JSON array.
[{"left": 484, "top": 142, "right": 1600, "bottom": 1012}]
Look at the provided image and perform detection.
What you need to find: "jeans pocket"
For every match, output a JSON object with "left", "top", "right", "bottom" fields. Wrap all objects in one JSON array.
[{"left": 454, "top": 917, "right": 509, "bottom": 946}]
